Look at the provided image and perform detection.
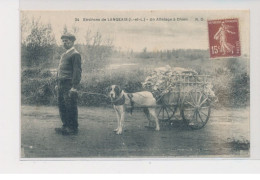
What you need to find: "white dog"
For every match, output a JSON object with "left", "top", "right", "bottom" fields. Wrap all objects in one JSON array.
[{"left": 107, "top": 85, "right": 160, "bottom": 135}]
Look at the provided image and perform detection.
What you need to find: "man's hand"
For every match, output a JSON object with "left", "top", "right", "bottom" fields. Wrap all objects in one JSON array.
[
  {"left": 69, "top": 87, "right": 78, "bottom": 97},
  {"left": 70, "top": 87, "right": 77, "bottom": 92}
]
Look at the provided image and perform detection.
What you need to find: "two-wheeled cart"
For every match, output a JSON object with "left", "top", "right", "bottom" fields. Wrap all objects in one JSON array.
[{"left": 155, "top": 74, "right": 212, "bottom": 130}]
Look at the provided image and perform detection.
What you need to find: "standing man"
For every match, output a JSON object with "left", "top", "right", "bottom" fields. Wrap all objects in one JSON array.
[{"left": 55, "top": 33, "right": 82, "bottom": 135}]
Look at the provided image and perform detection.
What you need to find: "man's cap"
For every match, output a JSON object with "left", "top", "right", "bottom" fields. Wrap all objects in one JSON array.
[{"left": 61, "top": 33, "right": 76, "bottom": 42}]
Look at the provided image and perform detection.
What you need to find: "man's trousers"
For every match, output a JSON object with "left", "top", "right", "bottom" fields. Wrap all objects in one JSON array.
[{"left": 57, "top": 79, "right": 78, "bottom": 130}]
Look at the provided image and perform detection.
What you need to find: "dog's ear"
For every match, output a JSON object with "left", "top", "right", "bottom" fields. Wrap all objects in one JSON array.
[{"left": 114, "top": 85, "right": 122, "bottom": 96}]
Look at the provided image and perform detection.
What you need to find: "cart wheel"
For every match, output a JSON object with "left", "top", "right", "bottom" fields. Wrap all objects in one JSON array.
[
  {"left": 181, "top": 90, "right": 211, "bottom": 130},
  {"left": 157, "top": 104, "right": 178, "bottom": 122},
  {"left": 157, "top": 92, "right": 179, "bottom": 122}
]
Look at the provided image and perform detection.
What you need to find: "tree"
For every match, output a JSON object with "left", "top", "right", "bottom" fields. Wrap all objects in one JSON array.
[
  {"left": 23, "top": 18, "right": 56, "bottom": 67},
  {"left": 81, "top": 30, "right": 114, "bottom": 70}
]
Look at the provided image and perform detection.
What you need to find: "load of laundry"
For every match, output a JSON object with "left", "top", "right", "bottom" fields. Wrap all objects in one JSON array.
[{"left": 142, "top": 65, "right": 217, "bottom": 102}]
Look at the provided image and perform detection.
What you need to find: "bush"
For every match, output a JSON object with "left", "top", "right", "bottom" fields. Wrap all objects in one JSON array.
[
  {"left": 231, "top": 72, "right": 250, "bottom": 106},
  {"left": 21, "top": 57, "right": 250, "bottom": 108},
  {"left": 21, "top": 68, "right": 56, "bottom": 105},
  {"left": 78, "top": 68, "right": 148, "bottom": 106},
  {"left": 21, "top": 67, "right": 148, "bottom": 106},
  {"left": 22, "top": 67, "right": 41, "bottom": 79},
  {"left": 212, "top": 67, "right": 249, "bottom": 107}
]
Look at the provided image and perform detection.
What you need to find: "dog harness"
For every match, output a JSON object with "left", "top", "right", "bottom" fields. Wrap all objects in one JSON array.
[
  {"left": 127, "top": 93, "right": 135, "bottom": 114},
  {"left": 112, "top": 93, "right": 125, "bottom": 106},
  {"left": 112, "top": 92, "right": 135, "bottom": 115}
]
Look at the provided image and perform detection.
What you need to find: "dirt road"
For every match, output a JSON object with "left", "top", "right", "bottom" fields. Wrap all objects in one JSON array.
[{"left": 21, "top": 105, "right": 249, "bottom": 158}]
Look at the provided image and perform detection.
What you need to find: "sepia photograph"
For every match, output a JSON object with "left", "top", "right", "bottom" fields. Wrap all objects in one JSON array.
[{"left": 20, "top": 10, "right": 250, "bottom": 158}]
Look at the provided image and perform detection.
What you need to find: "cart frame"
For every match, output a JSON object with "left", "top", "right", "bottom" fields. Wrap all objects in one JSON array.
[{"left": 154, "top": 74, "right": 212, "bottom": 129}]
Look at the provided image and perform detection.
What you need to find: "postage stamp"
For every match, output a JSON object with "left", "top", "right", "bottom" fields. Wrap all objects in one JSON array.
[
  {"left": 208, "top": 18, "right": 241, "bottom": 58},
  {"left": 20, "top": 10, "right": 249, "bottom": 159}
]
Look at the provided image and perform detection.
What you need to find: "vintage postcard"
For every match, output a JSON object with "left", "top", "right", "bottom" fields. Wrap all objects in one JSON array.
[{"left": 20, "top": 10, "right": 250, "bottom": 158}]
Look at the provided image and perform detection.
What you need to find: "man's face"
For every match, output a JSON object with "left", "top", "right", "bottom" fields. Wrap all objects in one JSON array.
[{"left": 62, "top": 38, "right": 74, "bottom": 50}]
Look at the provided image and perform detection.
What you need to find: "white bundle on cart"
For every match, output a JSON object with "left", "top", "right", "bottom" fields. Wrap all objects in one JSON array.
[{"left": 142, "top": 65, "right": 216, "bottom": 101}]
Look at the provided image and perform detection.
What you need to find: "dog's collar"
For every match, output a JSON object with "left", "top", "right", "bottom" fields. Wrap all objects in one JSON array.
[{"left": 111, "top": 92, "right": 125, "bottom": 106}]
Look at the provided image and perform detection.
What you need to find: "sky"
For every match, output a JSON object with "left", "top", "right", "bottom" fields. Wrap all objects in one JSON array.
[{"left": 21, "top": 10, "right": 249, "bottom": 54}]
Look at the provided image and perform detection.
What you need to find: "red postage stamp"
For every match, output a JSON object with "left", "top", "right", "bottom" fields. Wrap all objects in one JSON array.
[{"left": 208, "top": 18, "right": 241, "bottom": 58}]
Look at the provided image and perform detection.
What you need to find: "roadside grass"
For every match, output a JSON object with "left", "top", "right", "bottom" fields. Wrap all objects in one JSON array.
[{"left": 227, "top": 137, "right": 250, "bottom": 151}]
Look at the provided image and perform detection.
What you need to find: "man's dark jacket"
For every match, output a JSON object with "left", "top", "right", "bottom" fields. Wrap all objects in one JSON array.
[{"left": 57, "top": 48, "right": 82, "bottom": 89}]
